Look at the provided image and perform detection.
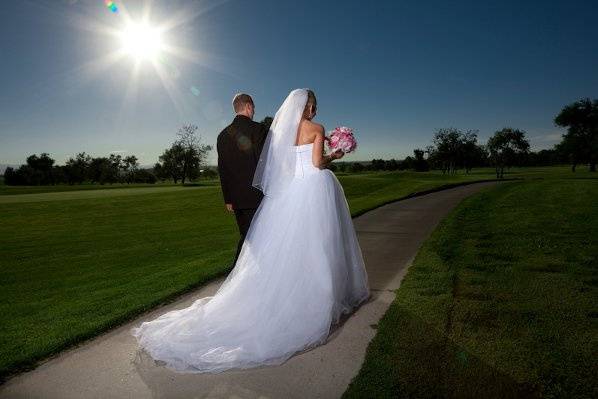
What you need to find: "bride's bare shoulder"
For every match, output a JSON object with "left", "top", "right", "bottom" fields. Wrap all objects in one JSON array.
[
  {"left": 300, "top": 119, "right": 324, "bottom": 134},
  {"left": 297, "top": 119, "right": 325, "bottom": 144}
]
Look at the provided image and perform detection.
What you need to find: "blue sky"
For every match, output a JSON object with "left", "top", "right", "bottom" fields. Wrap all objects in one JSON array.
[{"left": 1, "top": 0, "right": 597, "bottom": 166}]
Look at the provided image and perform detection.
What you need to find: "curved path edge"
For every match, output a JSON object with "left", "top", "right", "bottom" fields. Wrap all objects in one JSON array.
[{"left": 0, "top": 181, "right": 499, "bottom": 399}]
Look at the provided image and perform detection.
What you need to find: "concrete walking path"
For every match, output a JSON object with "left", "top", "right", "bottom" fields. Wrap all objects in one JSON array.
[{"left": 0, "top": 181, "right": 497, "bottom": 399}]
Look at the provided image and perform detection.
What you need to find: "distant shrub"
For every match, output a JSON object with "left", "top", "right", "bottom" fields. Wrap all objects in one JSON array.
[
  {"left": 349, "top": 162, "right": 365, "bottom": 173},
  {"left": 132, "top": 169, "right": 157, "bottom": 184},
  {"left": 200, "top": 168, "right": 218, "bottom": 179}
]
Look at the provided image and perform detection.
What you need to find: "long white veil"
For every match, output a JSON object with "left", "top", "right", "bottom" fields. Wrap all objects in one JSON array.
[{"left": 252, "top": 88, "right": 308, "bottom": 197}]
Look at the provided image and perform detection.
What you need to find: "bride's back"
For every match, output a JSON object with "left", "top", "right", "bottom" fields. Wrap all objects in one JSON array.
[
  {"left": 294, "top": 89, "right": 323, "bottom": 146},
  {"left": 293, "top": 89, "right": 331, "bottom": 170}
]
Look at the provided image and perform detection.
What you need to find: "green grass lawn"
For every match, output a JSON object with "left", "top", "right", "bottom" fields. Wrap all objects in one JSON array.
[
  {"left": 0, "top": 180, "right": 219, "bottom": 196},
  {"left": 0, "top": 166, "right": 594, "bottom": 383},
  {"left": 344, "top": 178, "right": 598, "bottom": 398},
  {"left": 0, "top": 186, "right": 238, "bottom": 380},
  {"left": 0, "top": 167, "right": 506, "bottom": 381}
]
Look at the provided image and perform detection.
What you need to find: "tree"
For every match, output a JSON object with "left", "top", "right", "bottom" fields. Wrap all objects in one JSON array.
[
  {"left": 158, "top": 142, "right": 186, "bottom": 183},
  {"left": 131, "top": 168, "right": 157, "bottom": 184},
  {"left": 554, "top": 98, "right": 598, "bottom": 172},
  {"left": 413, "top": 149, "right": 429, "bottom": 172},
  {"left": 64, "top": 152, "right": 91, "bottom": 184},
  {"left": 3, "top": 167, "right": 16, "bottom": 185},
  {"left": 427, "top": 128, "right": 488, "bottom": 173},
  {"left": 432, "top": 128, "right": 462, "bottom": 174},
  {"left": 174, "top": 124, "right": 212, "bottom": 184},
  {"left": 51, "top": 165, "right": 66, "bottom": 184},
  {"left": 526, "top": 149, "right": 560, "bottom": 167},
  {"left": 460, "top": 130, "right": 481, "bottom": 173},
  {"left": 2, "top": 166, "right": 35, "bottom": 186},
  {"left": 349, "top": 162, "right": 365, "bottom": 173},
  {"left": 89, "top": 157, "right": 118, "bottom": 184},
  {"left": 122, "top": 155, "right": 139, "bottom": 183},
  {"left": 0, "top": 153, "right": 60, "bottom": 185},
  {"left": 400, "top": 156, "right": 414, "bottom": 170},
  {"left": 554, "top": 136, "right": 580, "bottom": 172},
  {"left": 200, "top": 167, "right": 219, "bottom": 179},
  {"left": 336, "top": 162, "right": 348, "bottom": 173},
  {"left": 155, "top": 124, "right": 212, "bottom": 184},
  {"left": 109, "top": 154, "right": 122, "bottom": 170},
  {"left": 472, "top": 143, "right": 490, "bottom": 169},
  {"left": 370, "top": 159, "right": 386, "bottom": 171},
  {"left": 153, "top": 162, "right": 167, "bottom": 181},
  {"left": 368, "top": 158, "right": 402, "bottom": 171},
  {"left": 260, "top": 116, "right": 274, "bottom": 131},
  {"left": 26, "top": 153, "right": 55, "bottom": 184},
  {"left": 486, "top": 128, "right": 530, "bottom": 179}
]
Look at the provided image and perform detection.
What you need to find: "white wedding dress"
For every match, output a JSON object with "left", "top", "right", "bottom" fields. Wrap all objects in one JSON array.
[{"left": 131, "top": 89, "right": 369, "bottom": 373}]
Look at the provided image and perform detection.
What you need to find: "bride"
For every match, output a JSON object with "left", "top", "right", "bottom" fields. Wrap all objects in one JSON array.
[{"left": 131, "top": 88, "right": 370, "bottom": 373}]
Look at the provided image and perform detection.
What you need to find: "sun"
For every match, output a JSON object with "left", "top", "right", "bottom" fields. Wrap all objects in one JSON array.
[
  {"left": 68, "top": 0, "right": 231, "bottom": 116},
  {"left": 119, "top": 21, "right": 164, "bottom": 61}
]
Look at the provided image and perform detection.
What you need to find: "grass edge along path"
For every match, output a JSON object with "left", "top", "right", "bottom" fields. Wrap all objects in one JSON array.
[
  {"left": 343, "top": 179, "right": 597, "bottom": 399},
  {"left": 349, "top": 178, "right": 509, "bottom": 218}
]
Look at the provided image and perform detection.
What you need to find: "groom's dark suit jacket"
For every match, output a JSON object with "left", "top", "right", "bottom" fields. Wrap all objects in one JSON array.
[{"left": 217, "top": 115, "right": 268, "bottom": 210}]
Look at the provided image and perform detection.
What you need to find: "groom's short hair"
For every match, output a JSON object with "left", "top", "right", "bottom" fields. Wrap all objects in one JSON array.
[{"left": 232, "top": 93, "right": 254, "bottom": 113}]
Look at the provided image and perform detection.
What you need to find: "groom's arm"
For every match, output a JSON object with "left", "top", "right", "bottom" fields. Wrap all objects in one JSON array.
[{"left": 253, "top": 123, "right": 269, "bottom": 160}]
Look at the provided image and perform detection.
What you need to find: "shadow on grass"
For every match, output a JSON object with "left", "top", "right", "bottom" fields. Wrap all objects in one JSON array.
[
  {"left": 344, "top": 305, "right": 539, "bottom": 399},
  {"left": 182, "top": 181, "right": 222, "bottom": 188},
  {"left": 563, "top": 176, "right": 598, "bottom": 180},
  {"left": 182, "top": 182, "right": 211, "bottom": 187}
]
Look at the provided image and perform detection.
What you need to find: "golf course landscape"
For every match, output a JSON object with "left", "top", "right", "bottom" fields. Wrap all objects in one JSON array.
[{"left": 1, "top": 166, "right": 596, "bottom": 397}]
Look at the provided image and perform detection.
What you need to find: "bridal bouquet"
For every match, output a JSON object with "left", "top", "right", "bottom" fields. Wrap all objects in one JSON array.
[{"left": 326, "top": 126, "right": 357, "bottom": 154}]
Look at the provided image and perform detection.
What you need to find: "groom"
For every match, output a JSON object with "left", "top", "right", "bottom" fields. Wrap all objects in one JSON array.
[{"left": 217, "top": 93, "right": 269, "bottom": 265}]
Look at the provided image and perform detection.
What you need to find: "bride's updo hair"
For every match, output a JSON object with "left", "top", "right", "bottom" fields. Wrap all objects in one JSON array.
[{"left": 303, "top": 89, "right": 317, "bottom": 119}]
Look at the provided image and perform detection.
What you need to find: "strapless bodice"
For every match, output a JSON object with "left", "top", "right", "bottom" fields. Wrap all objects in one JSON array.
[{"left": 293, "top": 143, "right": 319, "bottom": 178}]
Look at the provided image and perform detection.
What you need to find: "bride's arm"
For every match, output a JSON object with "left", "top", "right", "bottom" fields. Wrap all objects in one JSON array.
[{"left": 312, "top": 129, "right": 344, "bottom": 169}]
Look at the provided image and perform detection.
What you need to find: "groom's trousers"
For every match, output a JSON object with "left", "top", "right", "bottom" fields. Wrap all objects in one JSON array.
[{"left": 233, "top": 208, "right": 257, "bottom": 265}]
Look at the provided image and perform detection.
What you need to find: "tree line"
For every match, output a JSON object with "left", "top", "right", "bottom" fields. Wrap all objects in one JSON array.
[
  {"left": 340, "top": 97, "right": 597, "bottom": 178},
  {"left": 2, "top": 98, "right": 596, "bottom": 185},
  {"left": 3, "top": 152, "right": 157, "bottom": 186},
  {"left": 4, "top": 124, "right": 212, "bottom": 186},
  {"left": 331, "top": 127, "right": 529, "bottom": 178}
]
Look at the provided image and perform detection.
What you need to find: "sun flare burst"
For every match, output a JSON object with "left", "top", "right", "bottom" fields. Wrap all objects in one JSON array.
[
  {"left": 119, "top": 21, "right": 164, "bottom": 61},
  {"left": 62, "top": 0, "right": 231, "bottom": 118}
]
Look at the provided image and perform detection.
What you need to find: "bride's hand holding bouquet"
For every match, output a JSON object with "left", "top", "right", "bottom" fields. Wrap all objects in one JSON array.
[{"left": 325, "top": 127, "right": 357, "bottom": 160}]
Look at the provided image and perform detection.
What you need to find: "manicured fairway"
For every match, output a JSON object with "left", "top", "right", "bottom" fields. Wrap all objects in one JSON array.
[
  {"left": 1, "top": 185, "right": 237, "bottom": 381},
  {"left": 0, "top": 169, "right": 499, "bottom": 380},
  {"left": 0, "top": 181, "right": 193, "bottom": 196},
  {"left": 344, "top": 178, "right": 598, "bottom": 398},
  {"left": 0, "top": 166, "right": 593, "bottom": 382}
]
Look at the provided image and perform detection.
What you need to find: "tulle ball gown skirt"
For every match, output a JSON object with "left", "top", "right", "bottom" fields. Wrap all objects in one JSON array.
[{"left": 131, "top": 167, "right": 370, "bottom": 373}]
